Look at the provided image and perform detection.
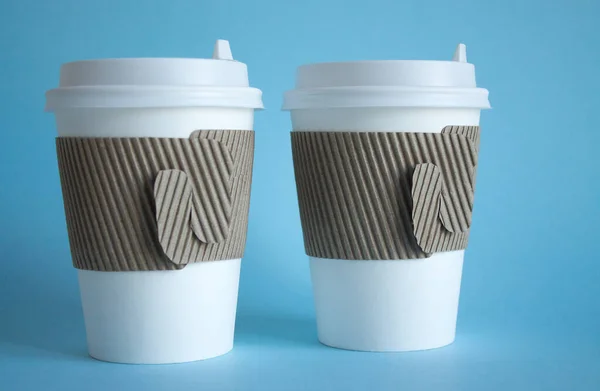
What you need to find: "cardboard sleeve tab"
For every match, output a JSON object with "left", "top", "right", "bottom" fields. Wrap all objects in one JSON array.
[
  {"left": 56, "top": 130, "right": 254, "bottom": 271},
  {"left": 290, "top": 126, "right": 480, "bottom": 260}
]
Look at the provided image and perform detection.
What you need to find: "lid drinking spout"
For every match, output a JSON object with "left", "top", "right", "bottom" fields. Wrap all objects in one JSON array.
[
  {"left": 452, "top": 43, "right": 467, "bottom": 63},
  {"left": 213, "top": 40, "right": 234, "bottom": 60}
]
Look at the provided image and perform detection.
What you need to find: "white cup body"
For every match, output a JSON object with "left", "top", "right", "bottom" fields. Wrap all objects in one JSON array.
[
  {"left": 55, "top": 107, "right": 254, "bottom": 364},
  {"left": 290, "top": 107, "right": 481, "bottom": 351}
]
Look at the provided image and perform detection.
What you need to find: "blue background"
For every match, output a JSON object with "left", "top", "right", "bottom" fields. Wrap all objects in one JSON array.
[{"left": 1, "top": 0, "right": 599, "bottom": 389}]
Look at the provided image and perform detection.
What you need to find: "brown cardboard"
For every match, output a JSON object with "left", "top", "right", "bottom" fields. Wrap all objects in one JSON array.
[
  {"left": 290, "top": 126, "right": 480, "bottom": 260},
  {"left": 56, "top": 130, "right": 254, "bottom": 271},
  {"left": 154, "top": 169, "right": 194, "bottom": 264}
]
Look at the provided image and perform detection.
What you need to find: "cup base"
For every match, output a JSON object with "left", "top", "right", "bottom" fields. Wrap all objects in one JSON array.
[
  {"left": 310, "top": 252, "right": 464, "bottom": 352},
  {"left": 79, "top": 258, "right": 241, "bottom": 364},
  {"left": 317, "top": 336, "right": 455, "bottom": 353},
  {"left": 88, "top": 345, "right": 234, "bottom": 365}
]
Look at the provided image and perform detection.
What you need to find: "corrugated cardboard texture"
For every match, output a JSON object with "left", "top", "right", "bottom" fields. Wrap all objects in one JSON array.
[
  {"left": 56, "top": 130, "right": 254, "bottom": 271},
  {"left": 291, "top": 126, "right": 480, "bottom": 260}
]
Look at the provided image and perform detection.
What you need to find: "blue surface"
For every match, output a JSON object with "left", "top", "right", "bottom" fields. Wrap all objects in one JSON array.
[{"left": 1, "top": 0, "right": 599, "bottom": 389}]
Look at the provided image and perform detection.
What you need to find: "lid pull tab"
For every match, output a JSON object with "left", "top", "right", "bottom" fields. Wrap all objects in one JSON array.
[
  {"left": 452, "top": 43, "right": 467, "bottom": 63},
  {"left": 213, "top": 39, "right": 234, "bottom": 60}
]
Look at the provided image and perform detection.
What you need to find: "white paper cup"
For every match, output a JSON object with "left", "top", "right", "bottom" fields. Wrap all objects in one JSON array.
[
  {"left": 46, "top": 40, "right": 263, "bottom": 364},
  {"left": 283, "top": 44, "right": 490, "bottom": 352}
]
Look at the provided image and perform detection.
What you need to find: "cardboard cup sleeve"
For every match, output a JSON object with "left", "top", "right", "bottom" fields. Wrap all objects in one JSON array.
[
  {"left": 56, "top": 130, "right": 254, "bottom": 271},
  {"left": 290, "top": 126, "right": 480, "bottom": 260}
]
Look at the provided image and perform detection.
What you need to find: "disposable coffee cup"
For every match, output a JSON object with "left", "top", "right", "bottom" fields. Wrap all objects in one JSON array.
[
  {"left": 45, "top": 40, "right": 263, "bottom": 364},
  {"left": 283, "top": 44, "right": 490, "bottom": 351}
]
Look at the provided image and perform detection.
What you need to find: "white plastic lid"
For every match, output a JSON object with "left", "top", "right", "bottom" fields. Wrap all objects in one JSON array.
[
  {"left": 282, "top": 44, "right": 490, "bottom": 110},
  {"left": 45, "top": 40, "right": 263, "bottom": 110}
]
